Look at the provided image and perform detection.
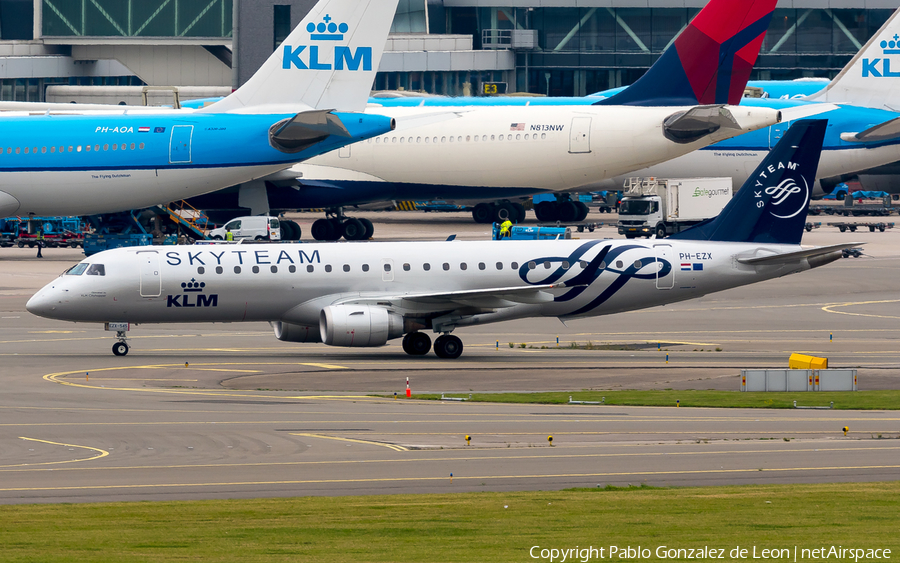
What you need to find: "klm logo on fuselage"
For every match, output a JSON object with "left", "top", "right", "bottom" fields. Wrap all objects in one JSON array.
[
  {"left": 282, "top": 15, "right": 371, "bottom": 71},
  {"left": 167, "top": 278, "right": 218, "bottom": 308},
  {"left": 862, "top": 34, "right": 900, "bottom": 77}
]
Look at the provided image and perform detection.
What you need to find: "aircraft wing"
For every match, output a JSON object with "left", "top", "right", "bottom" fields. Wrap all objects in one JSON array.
[
  {"left": 334, "top": 283, "right": 570, "bottom": 310},
  {"left": 840, "top": 117, "right": 900, "bottom": 143},
  {"left": 736, "top": 243, "right": 864, "bottom": 265}
]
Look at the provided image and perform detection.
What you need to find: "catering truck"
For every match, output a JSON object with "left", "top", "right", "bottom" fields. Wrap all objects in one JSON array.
[{"left": 617, "top": 177, "right": 733, "bottom": 239}]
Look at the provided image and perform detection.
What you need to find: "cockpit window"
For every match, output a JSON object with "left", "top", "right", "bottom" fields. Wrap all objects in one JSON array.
[
  {"left": 66, "top": 263, "right": 89, "bottom": 275},
  {"left": 86, "top": 264, "right": 106, "bottom": 276}
]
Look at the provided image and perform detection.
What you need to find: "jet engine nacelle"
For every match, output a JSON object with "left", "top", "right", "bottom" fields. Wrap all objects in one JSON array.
[
  {"left": 272, "top": 321, "right": 322, "bottom": 343},
  {"left": 319, "top": 305, "right": 404, "bottom": 347}
]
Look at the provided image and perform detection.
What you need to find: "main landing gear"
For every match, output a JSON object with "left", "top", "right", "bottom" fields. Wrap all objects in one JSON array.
[
  {"left": 112, "top": 331, "right": 129, "bottom": 356},
  {"left": 401, "top": 331, "right": 463, "bottom": 359},
  {"left": 310, "top": 207, "right": 374, "bottom": 241},
  {"left": 471, "top": 201, "right": 527, "bottom": 224},
  {"left": 533, "top": 196, "right": 590, "bottom": 223}
]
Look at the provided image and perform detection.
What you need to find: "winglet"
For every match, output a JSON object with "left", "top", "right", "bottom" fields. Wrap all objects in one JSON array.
[
  {"left": 198, "top": 0, "right": 399, "bottom": 114},
  {"left": 805, "top": 9, "right": 900, "bottom": 109},
  {"left": 669, "top": 119, "right": 827, "bottom": 245},
  {"left": 595, "top": 0, "right": 776, "bottom": 107}
]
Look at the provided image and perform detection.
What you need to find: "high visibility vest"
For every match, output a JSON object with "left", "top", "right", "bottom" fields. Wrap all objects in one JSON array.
[{"left": 225, "top": 232, "right": 233, "bottom": 241}]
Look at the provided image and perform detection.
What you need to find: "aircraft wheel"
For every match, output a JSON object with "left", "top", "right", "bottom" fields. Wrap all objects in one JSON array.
[
  {"left": 287, "top": 220, "right": 302, "bottom": 240},
  {"left": 342, "top": 218, "right": 366, "bottom": 240},
  {"left": 558, "top": 201, "right": 579, "bottom": 222},
  {"left": 512, "top": 203, "right": 527, "bottom": 223},
  {"left": 254, "top": 235, "right": 266, "bottom": 241},
  {"left": 534, "top": 202, "right": 558, "bottom": 222},
  {"left": 112, "top": 342, "right": 129, "bottom": 356},
  {"left": 838, "top": 226, "right": 846, "bottom": 232},
  {"left": 574, "top": 201, "right": 589, "bottom": 222},
  {"left": 359, "top": 218, "right": 374, "bottom": 239},
  {"left": 472, "top": 203, "right": 493, "bottom": 224},
  {"left": 433, "top": 334, "right": 463, "bottom": 359},
  {"left": 212, "top": 235, "right": 223, "bottom": 240},
  {"left": 655, "top": 224, "right": 667, "bottom": 239},
  {"left": 311, "top": 218, "right": 335, "bottom": 241},
  {"left": 493, "top": 202, "right": 516, "bottom": 223},
  {"left": 402, "top": 332, "right": 432, "bottom": 356}
]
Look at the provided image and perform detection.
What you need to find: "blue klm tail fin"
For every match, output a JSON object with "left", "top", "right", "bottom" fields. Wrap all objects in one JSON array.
[{"left": 669, "top": 119, "right": 827, "bottom": 245}]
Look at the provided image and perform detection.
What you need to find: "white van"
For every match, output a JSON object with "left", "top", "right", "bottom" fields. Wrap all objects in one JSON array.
[{"left": 208, "top": 216, "right": 281, "bottom": 241}]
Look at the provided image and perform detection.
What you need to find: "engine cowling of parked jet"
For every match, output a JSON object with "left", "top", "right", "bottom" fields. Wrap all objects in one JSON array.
[
  {"left": 271, "top": 321, "right": 322, "bottom": 343},
  {"left": 319, "top": 305, "right": 404, "bottom": 347}
]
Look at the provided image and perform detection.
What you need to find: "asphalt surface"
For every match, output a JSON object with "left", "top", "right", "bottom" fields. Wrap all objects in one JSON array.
[{"left": 1, "top": 211, "right": 898, "bottom": 503}]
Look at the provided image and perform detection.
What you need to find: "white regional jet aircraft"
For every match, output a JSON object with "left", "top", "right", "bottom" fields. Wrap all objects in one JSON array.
[
  {"left": 28, "top": 120, "right": 860, "bottom": 359},
  {"left": 0, "top": 0, "right": 399, "bottom": 218}
]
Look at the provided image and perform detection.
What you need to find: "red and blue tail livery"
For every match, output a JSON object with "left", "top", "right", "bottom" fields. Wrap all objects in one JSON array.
[{"left": 596, "top": 0, "right": 776, "bottom": 107}]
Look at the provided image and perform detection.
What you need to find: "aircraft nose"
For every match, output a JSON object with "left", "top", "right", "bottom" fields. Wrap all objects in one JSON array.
[{"left": 26, "top": 286, "right": 62, "bottom": 318}]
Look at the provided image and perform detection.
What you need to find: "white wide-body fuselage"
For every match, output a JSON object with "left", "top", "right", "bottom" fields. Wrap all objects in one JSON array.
[
  {"left": 298, "top": 105, "right": 780, "bottom": 193},
  {"left": 28, "top": 239, "right": 813, "bottom": 331}
]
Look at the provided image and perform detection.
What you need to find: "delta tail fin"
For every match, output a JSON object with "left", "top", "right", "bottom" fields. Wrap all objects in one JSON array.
[
  {"left": 804, "top": 9, "right": 900, "bottom": 110},
  {"left": 198, "top": 0, "right": 399, "bottom": 114},
  {"left": 595, "top": 0, "right": 776, "bottom": 107},
  {"left": 669, "top": 119, "right": 827, "bottom": 245}
]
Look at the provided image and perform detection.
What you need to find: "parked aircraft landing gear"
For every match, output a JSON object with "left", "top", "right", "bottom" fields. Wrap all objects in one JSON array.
[
  {"left": 402, "top": 331, "right": 432, "bottom": 356},
  {"left": 433, "top": 334, "right": 463, "bottom": 359},
  {"left": 471, "top": 201, "right": 526, "bottom": 224},
  {"left": 533, "top": 196, "right": 590, "bottom": 223},
  {"left": 310, "top": 208, "right": 374, "bottom": 241},
  {"left": 112, "top": 331, "right": 129, "bottom": 356}
]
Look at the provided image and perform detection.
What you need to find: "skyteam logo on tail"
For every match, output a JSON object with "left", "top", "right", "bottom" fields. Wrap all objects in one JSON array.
[
  {"left": 753, "top": 160, "right": 808, "bottom": 219},
  {"left": 861, "top": 34, "right": 900, "bottom": 78},
  {"left": 282, "top": 15, "right": 372, "bottom": 71}
]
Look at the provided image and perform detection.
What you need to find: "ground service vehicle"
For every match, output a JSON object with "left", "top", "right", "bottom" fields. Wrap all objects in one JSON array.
[
  {"left": 208, "top": 216, "right": 281, "bottom": 241},
  {"left": 617, "top": 177, "right": 732, "bottom": 239}
]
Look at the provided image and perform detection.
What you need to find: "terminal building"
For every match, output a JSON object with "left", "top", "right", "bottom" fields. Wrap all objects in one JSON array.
[{"left": 0, "top": 0, "right": 895, "bottom": 100}]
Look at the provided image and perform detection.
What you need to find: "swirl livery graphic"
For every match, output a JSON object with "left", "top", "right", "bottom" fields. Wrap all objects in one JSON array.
[
  {"left": 766, "top": 176, "right": 809, "bottom": 219},
  {"left": 518, "top": 241, "right": 672, "bottom": 316}
]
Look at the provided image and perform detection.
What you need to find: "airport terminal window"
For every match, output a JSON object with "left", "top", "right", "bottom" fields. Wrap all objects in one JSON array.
[
  {"left": 403, "top": 263, "right": 410, "bottom": 271},
  {"left": 66, "top": 263, "right": 88, "bottom": 275},
  {"left": 478, "top": 262, "right": 485, "bottom": 270},
  {"left": 234, "top": 266, "right": 241, "bottom": 273},
  {"left": 216, "top": 266, "right": 223, "bottom": 274},
  {"left": 343, "top": 264, "right": 350, "bottom": 272},
  {"left": 362, "top": 264, "right": 369, "bottom": 272},
  {"left": 307, "top": 265, "right": 314, "bottom": 273},
  {"left": 252, "top": 266, "right": 260, "bottom": 274},
  {"left": 325, "top": 265, "right": 333, "bottom": 273},
  {"left": 423, "top": 263, "right": 430, "bottom": 271},
  {"left": 271, "top": 266, "right": 278, "bottom": 273},
  {"left": 442, "top": 263, "right": 450, "bottom": 271},
  {"left": 197, "top": 266, "right": 205, "bottom": 274},
  {"left": 288, "top": 265, "right": 296, "bottom": 273}
]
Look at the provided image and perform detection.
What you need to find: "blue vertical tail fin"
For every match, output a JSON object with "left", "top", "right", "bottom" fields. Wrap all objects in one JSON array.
[{"left": 669, "top": 119, "right": 827, "bottom": 244}]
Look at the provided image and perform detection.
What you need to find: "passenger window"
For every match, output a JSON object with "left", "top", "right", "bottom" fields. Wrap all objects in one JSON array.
[
  {"left": 474, "top": 136, "right": 479, "bottom": 142},
  {"left": 343, "top": 264, "right": 350, "bottom": 272},
  {"left": 449, "top": 136, "right": 454, "bottom": 143},
  {"left": 466, "top": 136, "right": 470, "bottom": 142},
  {"left": 423, "top": 263, "right": 430, "bottom": 271},
  {"left": 425, "top": 137, "right": 429, "bottom": 144},
  {"left": 478, "top": 262, "right": 485, "bottom": 270},
  {"left": 271, "top": 266, "right": 278, "bottom": 273},
  {"left": 139, "top": 143, "right": 144, "bottom": 150},
  {"left": 460, "top": 263, "right": 467, "bottom": 270},
  {"left": 516, "top": 134, "right": 521, "bottom": 140},
  {"left": 77, "top": 146, "right": 82, "bottom": 152},
  {"left": 216, "top": 266, "right": 223, "bottom": 274},
  {"left": 197, "top": 266, "right": 205, "bottom": 275},
  {"left": 403, "top": 263, "right": 410, "bottom": 271},
  {"left": 580, "top": 261, "right": 587, "bottom": 268},
  {"left": 457, "top": 136, "right": 462, "bottom": 142},
  {"left": 544, "top": 262, "right": 551, "bottom": 269},
  {"left": 120, "top": 144, "right": 126, "bottom": 150},
  {"left": 24, "top": 147, "right": 29, "bottom": 154},
  {"left": 130, "top": 143, "right": 135, "bottom": 150},
  {"left": 633, "top": 260, "right": 642, "bottom": 269},
  {"left": 234, "top": 266, "right": 241, "bottom": 273},
  {"left": 528, "top": 261, "right": 536, "bottom": 270},
  {"left": 392, "top": 137, "right": 396, "bottom": 143},
  {"left": 599, "top": 261, "right": 607, "bottom": 269},
  {"left": 289, "top": 265, "right": 296, "bottom": 273},
  {"left": 252, "top": 266, "right": 260, "bottom": 273},
  {"left": 362, "top": 264, "right": 369, "bottom": 272},
  {"left": 68, "top": 146, "right": 73, "bottom": 152},
  {"left": 85, "top": 145, "right": 91, "bottom": 152},
  {"left": 562, "top": 261, "right": 570, "bottom": 270},
  {"left": 15, "top": 147, "right": 20, "bottom": 154},
  {"left": 41, "top": 147, "right": 46, "bottom": 153},
  {"left": 433, "top": 137, "right": 437, "bottom": 143},
  {"left": 496, "top": 262, "right": 503, "bottom": 270},
  {"left": 112, "top": 144, "right": 117, "bottom": 151},
  {"left": 95, "top": 145, "right": 101, "bottom": 151},
  {"left": 442, "top": 263, "right": 450, "bottom": 271},
  {"left": 383, "top": 264, "right": 391, "bottom": 272},
  {"left": 325, "top": 265, "right": 333, "bottom": 273},
  {"left": 441, "top": 136, "right": 446, "bottom": 143},
  {"left": 490, "top": 135, "right": 495, "bottom": 141},
  {"left": 66, "top": 263, "right": 89, "bottom": 275},
  {"left": 616, "top": 261, "right": 624, "bottom": 269},
  {"left": 376, "top": 138, "right": 381, "bottom": 144},
  {"left": 103, "top": 144, "right": 109, "bottom": 151},
  {"left": 307, "top": 265, "right": 314, "bottom": 273},
  {"left": 541, "top": 133, "right": 546, "bottom": 140},
  {"left": 400, "top": 137, "right": 405, "bottom": 144},
  {"left": 511, "top": 262, "right": 518, "bottom": 269}
]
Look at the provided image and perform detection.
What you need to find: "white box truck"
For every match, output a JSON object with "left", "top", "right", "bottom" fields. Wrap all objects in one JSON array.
[{"left": 616, "top": 177, "right": 733, "bottom": 239}]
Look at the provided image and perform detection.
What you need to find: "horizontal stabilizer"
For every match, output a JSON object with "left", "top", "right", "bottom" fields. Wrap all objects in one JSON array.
[
  {"left": 663, "top": 105, "right": 742, "bottom": 144},
  {"left": 840, "top": 117, "right": 900, "bottom": 143},
  {"left": 737, "top": 242, "right": 864, "bottom": 265}
]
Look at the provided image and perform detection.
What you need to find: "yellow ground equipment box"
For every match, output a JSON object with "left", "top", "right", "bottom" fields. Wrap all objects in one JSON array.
[{"left": 789, "top": 353, "right": 827, "bottom": 370}]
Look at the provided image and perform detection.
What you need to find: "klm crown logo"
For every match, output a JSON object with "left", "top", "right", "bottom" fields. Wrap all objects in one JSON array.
[
  {"left": 282, "top": 14, "right": 372, "bottom": 72},
  {"left": 168, "top": 278, "right": 217, "bottom": 308},
  {"left": 181, "top": 278, "right": 205, "bottom": 292},
  {"left": 862, "top": 33, "right": 900, "bottom": 78}
]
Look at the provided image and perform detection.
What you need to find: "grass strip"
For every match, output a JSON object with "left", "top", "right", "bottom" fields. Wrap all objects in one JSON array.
[
  {"left": 405, "top": 390, "right": 900, "bottom": 410},
  {"left": 1, "top": 482, "right": 898, "bottom": 562}
]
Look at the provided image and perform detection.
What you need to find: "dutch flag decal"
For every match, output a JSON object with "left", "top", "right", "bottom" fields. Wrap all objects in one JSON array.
[{"left": 138, "top": 126, "right": 150, "bottom": 133}]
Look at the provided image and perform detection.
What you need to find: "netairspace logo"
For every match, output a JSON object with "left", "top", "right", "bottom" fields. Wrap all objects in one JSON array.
[
  {"left": 529, "top": 545, "right": 892, "bottom": 562},
  {"left": 282, "top": 15, "right": 372, "bottom": 71},
  {"left": 861, "top": 33, "right": 900, "bottom": 77}
]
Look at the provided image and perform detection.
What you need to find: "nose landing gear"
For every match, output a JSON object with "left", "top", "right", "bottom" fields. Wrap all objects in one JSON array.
[{"left": 112, "top": 331, "right": 129, "bottom": 356}]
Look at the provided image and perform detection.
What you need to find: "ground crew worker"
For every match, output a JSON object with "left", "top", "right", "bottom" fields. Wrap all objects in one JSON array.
[
  {"left": 35, "top": 228, "right": 44, "bottom": 258},
  {"left": 225, "top": 227, "right": 233, "bottom": 241},
  {"left": 499, "top": 219, "right": 513, "bottom": 239}
]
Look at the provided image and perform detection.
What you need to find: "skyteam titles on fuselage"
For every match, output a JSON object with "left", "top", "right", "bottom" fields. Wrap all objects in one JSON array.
[{"left": 164, "top": 248, "right": 322, "bottom": 267}]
